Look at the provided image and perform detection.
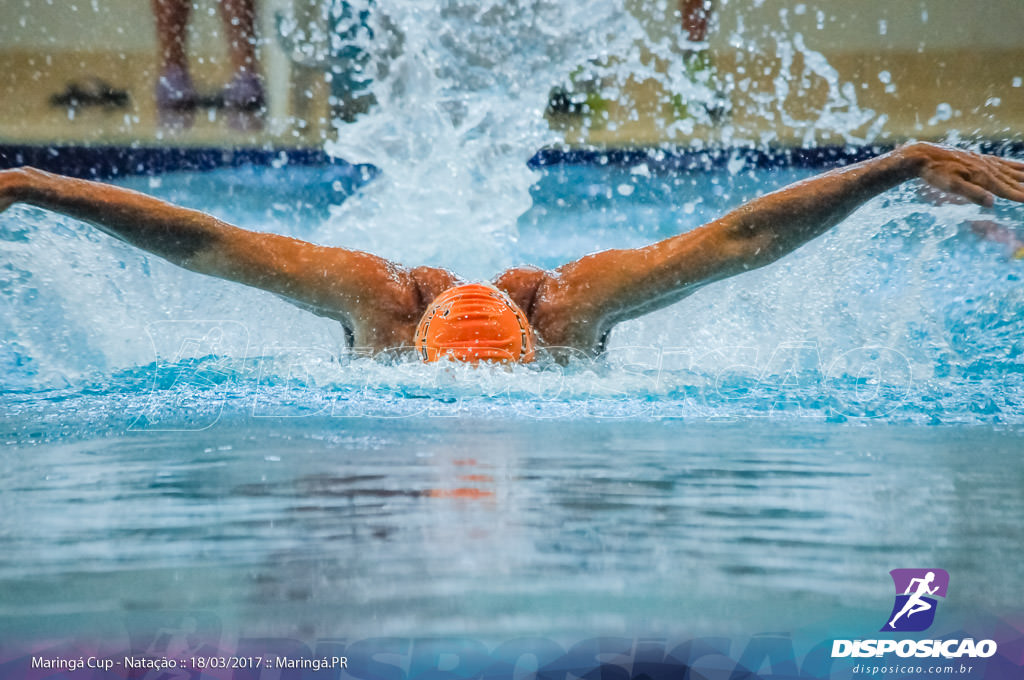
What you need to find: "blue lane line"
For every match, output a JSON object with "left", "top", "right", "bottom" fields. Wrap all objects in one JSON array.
[
  {"left": 0, "top": 146, "right": 345, "bottom": 180},
  {"left": 2, "top": 142, "right": 1022, "bottom": 179},
  {"left": 529, "top": 141, "right": 1024, "bottom": 171}
]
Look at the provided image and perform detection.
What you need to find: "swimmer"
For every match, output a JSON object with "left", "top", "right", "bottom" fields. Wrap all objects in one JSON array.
[{"left": 1, "top": 142, "right": 1022, "bottom": 362}]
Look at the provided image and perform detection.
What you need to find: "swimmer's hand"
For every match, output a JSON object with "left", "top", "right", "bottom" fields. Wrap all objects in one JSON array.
[
  {"left": 900, "top": 142, "right": 1024, "bottom": 208},
  {"left": 0, "top": 168, "right": 24, "bottom": 213}
]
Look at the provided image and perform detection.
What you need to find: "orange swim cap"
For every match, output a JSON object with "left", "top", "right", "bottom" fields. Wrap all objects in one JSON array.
[{"left": 414, "top": 283, "right": 535, "bottom": 363}]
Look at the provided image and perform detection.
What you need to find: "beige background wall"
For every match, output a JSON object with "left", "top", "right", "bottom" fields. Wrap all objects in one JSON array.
[
  {"left": 1, "top": 1, "right": 1022, "bottom": 147},
  {"left": 2, "top": 0, "right": 1022, "bottom": 53},
  {"left": 0, "top": 0, "right": 232, "bottom": 53},
  {"left": 710, "top": 0, "right": 1024, "bottom": 52}
]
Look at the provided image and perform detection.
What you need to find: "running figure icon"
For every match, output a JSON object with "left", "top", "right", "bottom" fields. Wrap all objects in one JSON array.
[
  {"left": 882, "top": 568, "right": 949, "bottom": 632},
  {"left": 888, "top": 572, "right": 939, "bottom": 628}
]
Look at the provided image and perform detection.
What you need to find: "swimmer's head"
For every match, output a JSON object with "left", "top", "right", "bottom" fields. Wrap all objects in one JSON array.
[{"left": 414, "top": 283, "right": 535, "bottom": 363}]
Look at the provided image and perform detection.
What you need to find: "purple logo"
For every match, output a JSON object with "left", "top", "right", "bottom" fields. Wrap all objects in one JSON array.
[{"left": 881, "top": 569, "right": 949, "bottom": 632}]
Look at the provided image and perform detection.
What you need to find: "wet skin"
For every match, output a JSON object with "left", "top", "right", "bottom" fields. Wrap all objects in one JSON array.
[{"left": 2, "top": 142, "right": 1023, "bottom": 358}]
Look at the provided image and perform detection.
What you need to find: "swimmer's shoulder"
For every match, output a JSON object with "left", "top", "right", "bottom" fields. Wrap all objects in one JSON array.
[
  {"left": 409, "top": 266, "right": 462, "bottom": 308},
  {"left": 492, "top": 266, "right": 547, "bottom": 317}
]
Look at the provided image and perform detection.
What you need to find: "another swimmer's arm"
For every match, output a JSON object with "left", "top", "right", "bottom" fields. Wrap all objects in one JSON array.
[
  {"left": 0, "top": 167, "right": 418, "bottom": 325},
  {"left": 539, "top": 143, "right": 1024, "bottom": 335}
]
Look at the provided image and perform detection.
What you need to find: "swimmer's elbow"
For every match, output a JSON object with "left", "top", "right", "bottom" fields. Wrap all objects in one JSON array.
[
  {"left": 177, "top": 245, "right": 221, "bottom": 275},
  {"left": 141, "top": 221, "right": 226, "bottom": 271},
  {"left": 717, "top": 225, "right": 786, "bottom": 272}
]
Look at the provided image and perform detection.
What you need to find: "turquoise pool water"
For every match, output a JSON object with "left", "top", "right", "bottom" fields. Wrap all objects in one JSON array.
[
  {"left": 2, "top": 419, "right": 1022, "bottom": 643},
  {"left": 1, "top": 162, "right": 1023, "bottom": 669}
]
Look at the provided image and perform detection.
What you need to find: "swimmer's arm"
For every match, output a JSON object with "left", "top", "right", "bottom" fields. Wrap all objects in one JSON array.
[
  {"left": 538, "top": 143, "right": 1024, "bottom": 337},
  {"left": 0, "top": 167, "right": 420, "bottom": 326}
]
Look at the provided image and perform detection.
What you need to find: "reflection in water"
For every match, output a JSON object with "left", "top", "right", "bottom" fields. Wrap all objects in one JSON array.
[{"left": 1, "top": 418, "right": 1021, "bottom": 640}]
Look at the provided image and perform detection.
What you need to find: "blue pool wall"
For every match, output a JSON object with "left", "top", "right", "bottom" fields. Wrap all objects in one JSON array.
[{"left": 4, "top": 142, "right": 1024, "bottom": 181}]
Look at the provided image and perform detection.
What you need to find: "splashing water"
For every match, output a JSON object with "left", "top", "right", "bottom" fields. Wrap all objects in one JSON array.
[
  {"left": 2, "top": 161, "right": 1023, "bottom": 432},
  {"left": 1, "top": 1, "right": 1022, "bottom": 430},
  {"left": 313, "top": 0, "right": 651, "bottom": 278},
  {"left": 308, "top": 0, "right": 894, "bottom": 274}
]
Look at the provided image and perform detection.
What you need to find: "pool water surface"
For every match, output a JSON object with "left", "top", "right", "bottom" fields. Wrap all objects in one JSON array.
[
  {"left": 1, "top": 160, "right": 1023, "bottom": 658},
  {"left": 2, "top": 417, "right": 1022, "bottom": 643}
]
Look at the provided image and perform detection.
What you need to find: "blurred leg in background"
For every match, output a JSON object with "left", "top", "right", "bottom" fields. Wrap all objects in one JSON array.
[
  {"left": 152, "top": 0, "right": 197, "bottom": 126},
  {"left": 673, "top": 0, "right": 728, "bottom": 122},
  {"left": 219, "top": 0, "right": 266, "bottom": 120},
  {"left": 680, "top": 0, "right": 712, "bottom": 43},
  {"left": 151, "top": 0, "right": 265, "bottom": 129}
]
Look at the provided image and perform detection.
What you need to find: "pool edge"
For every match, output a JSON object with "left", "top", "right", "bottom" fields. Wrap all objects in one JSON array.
[{"left": 4, "top": 141, "right": 1024, "bottom": 180}]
